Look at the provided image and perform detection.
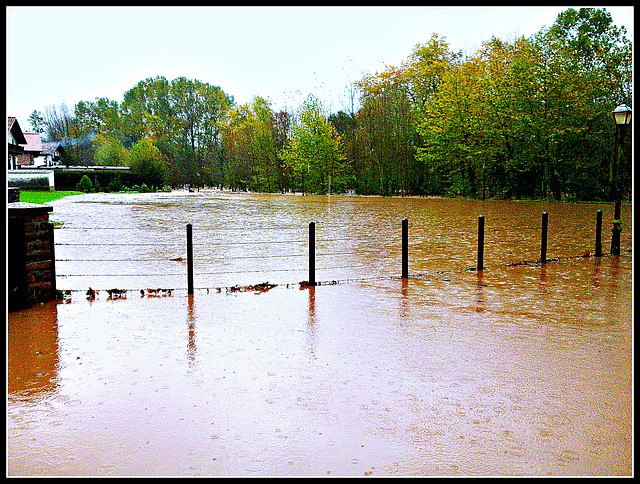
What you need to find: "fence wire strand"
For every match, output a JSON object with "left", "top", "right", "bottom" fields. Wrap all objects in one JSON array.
[{"left": 53, "top": 216, "right": 626, "bottom": 291}]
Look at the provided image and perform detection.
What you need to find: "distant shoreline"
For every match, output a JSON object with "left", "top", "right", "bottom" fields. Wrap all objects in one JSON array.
[{"left": 16, "top": 187, "right": 631, "bottom": 207}]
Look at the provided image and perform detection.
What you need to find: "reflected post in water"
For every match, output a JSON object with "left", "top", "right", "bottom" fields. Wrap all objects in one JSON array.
[
  {"left": 306, "top": 285, "right": 317, "bottom": 358},
  {"left": 187, "top": 294, "right": 197, "bottom": 368}
]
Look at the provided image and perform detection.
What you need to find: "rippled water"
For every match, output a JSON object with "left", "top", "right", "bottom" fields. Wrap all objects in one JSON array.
[{"left": 8, "top": 191, "right": 632, "bottom": 476}]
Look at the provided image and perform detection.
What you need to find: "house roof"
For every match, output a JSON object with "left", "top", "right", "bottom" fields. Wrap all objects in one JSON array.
[
  {"left": 41, "top": 141, "right": 65, "bottom": 156},
  {"left": 7, "top": 116, "right": 27, "bottom": 144},
  {"left": 22, "top": 132, "right": 43, "bottom": 153}
]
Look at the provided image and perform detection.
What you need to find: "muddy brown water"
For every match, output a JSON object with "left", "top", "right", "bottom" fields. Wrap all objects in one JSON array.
[{"left": 8, "top": 191, "right": 632, "bottom": 476}]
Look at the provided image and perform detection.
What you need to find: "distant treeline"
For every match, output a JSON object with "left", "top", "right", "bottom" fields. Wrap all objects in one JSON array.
[{"left": 29, "top": 8, "right": 631, "bottom": 201}]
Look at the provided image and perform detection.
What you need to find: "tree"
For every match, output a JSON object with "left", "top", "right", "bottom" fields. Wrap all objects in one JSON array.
[
  {"left": 397, "top": 33, "right": 462, "bottom": 115},
  {"left": 329, "top": 110, "right": 358, "bottom": 191},
  {"left": 351, "top": 34, "right": 461, "bottom": 196},
  {"left": 272, "top": 109, "right": 295, "bottom": 191},
  {"left": 94, "top": 137, "right": 128, "bottom": 166},
  {"left": 127, "top": 138, "right": 166, "bottom": 188},
  {"left": 28, "top": 110, "right": 46, "bottom": 134},
  {"left": 120, "top": 76, "right": 173, "bottom": 144},
  {"left": 41, "top": 102, "right": 95, "bottom": 165},
  {"left": 120, "top": 76, "right": 233, "bottom": 187},
  {"left": 539, "top": 7, "right": 632, "bottom": 200},
  {"left": 280, "top": 95, "right": 348, "bottom": 194},
  {"left": 78, "top": 174, "right": 93, "bottom": 192},
  {"left": 355, "top": 82, "right": 413, "bottom": 195},
  {"left": 413, "top": 8, "right": 632, "bottom": 200}
]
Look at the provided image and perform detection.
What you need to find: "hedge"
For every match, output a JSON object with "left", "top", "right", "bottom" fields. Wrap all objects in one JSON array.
[{"left": 54, "top": 170, "right": 141, "bottom": 191}]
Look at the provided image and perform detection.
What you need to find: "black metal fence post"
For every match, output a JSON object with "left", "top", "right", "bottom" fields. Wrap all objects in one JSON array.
[
  {"left": 595, "top": 210, "right": 603, "bottom": 257},
  {"left": 541, "top": 212, "right": 548, "bottom": 263},
  {"left": 309, "top": 221, "right": 316, "bottom": 286},
  {"left": 187, "top": 223, "right": 194, "bottom": 294},
  {"left": 402, "top": 218, "right": 408, "bottom": 279},
  {"left": 477, "top": 215, "right": 485, "bottom": 271}
]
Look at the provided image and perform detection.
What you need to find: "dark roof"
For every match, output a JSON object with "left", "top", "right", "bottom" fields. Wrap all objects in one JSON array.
[
  {"left": 41, "top": 141, "right": 65, "bottom": 156},
  {"left": 7, "top": 116, "right": 27, "bottom": 145}
]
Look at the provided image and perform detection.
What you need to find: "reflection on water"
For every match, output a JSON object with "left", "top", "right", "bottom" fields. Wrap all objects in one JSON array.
[
  {"left": 187, "top": 295, "right": 197, "bottom": 369},
  {"left": 8, "top": 192, "right": 632, "bottom": 476},
  {"left": 8, "top": 301, "right": 60, "bottom": 396}
]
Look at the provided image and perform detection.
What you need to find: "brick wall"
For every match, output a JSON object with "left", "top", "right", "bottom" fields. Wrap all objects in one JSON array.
[{"left": 8, "top": 203, "right": 56, "bottom": 311}]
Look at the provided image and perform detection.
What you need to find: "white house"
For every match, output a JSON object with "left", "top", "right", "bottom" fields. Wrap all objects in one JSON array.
[
  {"left": 35, "top": 141, "right": 65, "bottom": 167},
  {"left": 17, "top": 132, "right": 43, "bottom": 166},
  {"left": 7, "top": 116, "right": 27, "bottom": 170}
]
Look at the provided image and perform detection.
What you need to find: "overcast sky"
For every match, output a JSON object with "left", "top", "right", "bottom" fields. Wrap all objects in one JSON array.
[{"left": 6, "top": 6, "right": 634, "bottom": 130}]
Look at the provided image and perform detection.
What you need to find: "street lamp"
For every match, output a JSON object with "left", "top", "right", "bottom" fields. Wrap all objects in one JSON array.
[{"left": 610, "top": 103, "right": 632, "bottom": 256}]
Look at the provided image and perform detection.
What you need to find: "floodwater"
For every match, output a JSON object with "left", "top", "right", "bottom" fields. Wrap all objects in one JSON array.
[{"left": 8, "top": 191, "right": 633, "bottom": 476}]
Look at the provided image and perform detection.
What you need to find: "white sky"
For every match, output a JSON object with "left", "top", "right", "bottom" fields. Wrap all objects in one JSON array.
[{"left": 6, "top": 6, "right": 634, "bottom": 130}]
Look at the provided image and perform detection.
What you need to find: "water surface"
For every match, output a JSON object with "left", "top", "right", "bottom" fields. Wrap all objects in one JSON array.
[{"left": 8, "top": 191, "right": 632, "bottom": 476}]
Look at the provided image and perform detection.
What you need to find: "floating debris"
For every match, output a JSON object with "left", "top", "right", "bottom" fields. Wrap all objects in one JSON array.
[
  {"left": 144, "top": 288, "right": 173, "bottom": 297},
  {"left": 106, "top": 288, "right": 127, "bottom": 299},
  {"left": 299, "top": 280, "right": 339, "bottom": 289},
  {"left": 226, "top": 282, "right": 277, "bottom": 295}
]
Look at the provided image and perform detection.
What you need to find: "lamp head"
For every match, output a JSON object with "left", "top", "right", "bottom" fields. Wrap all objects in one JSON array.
[{"left": 612, "top": 104, "right": 632, "bottom": 125}]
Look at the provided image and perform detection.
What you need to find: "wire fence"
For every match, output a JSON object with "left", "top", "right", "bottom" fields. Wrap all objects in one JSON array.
[
  {"left": 54, "top": 221, "right": 395, "bottom": 294},
  {"left": 53, "top": 208, "right": 630, "bottom": 298}
]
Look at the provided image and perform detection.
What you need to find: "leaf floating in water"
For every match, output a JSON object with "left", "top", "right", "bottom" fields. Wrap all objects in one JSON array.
[
  {"left": 144, "top": 288, "right": 173, "bottom": 297},
  {"left": 106, "top": 288, "right": 127, "bottom": 299},
  {"left": 226, "top": 282, "right": 277, "bottom": 295},
  {"left": 56, "top": 289, "right": 72, "bottom": 300}
]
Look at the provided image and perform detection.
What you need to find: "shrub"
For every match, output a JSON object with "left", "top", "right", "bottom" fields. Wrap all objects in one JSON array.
[
  {"left": 78, "top": 174, "right": 93, "bottom": 192},
  {"left": 109, "top": 174, "right": 123, "bottom": 192}
]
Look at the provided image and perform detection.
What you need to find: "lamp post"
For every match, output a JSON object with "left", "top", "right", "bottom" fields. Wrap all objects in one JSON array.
[{"left": 610, "top": 103, "right": 632, "bottom": 256}]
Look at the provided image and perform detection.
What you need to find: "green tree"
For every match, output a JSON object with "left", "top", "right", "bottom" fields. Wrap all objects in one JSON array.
[
  {"left": 75, "top": 98, "right": 122, "bottom": 141},
  {"left": 168, "top": 77, "right": 232, "bottom": 187},
  {"left": 28, "top": 110, "right": 46, "bottom": 134},
  {"left": 78, "top": 174, "right": 93, "bottom": 192},
  {"left": 94, "top": 137, "right": 128, "bottom": 166},
  {"left": 120, "top": 76, "right": 233, "bottom": 187},
  {"left": 414, "top": 8, "right": 631, "bottom": 200},
  {"left": 538, "top": 7, "right": 632, "bottom": 200},
  {"left": 280, "top": 95, "right": 348, "bottom": 194},
  {"left": 127, "top": 138, "right": 166, "bottom": 188},
  {"left": 355, "top": 82, "right": 413, "bottom": 195},
  {"left": 222, "top": 97, "right": 278, "bottom": 191},
  {"left": 272, "top": 110, "right": 295, "bottom": 191},
  {"left": 120, "top": 76, "right": 173, "bottom": 144}
]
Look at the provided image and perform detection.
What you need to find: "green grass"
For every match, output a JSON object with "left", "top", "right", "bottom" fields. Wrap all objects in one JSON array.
[{"left": 17, "top": 190, "right": 83, "bottom": 204}]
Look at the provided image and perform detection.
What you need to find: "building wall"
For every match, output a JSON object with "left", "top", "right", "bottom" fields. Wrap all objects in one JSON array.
[
  {"left": 7, "top": 170, "right": 55, "bottom": 190},
  {"left": 17, "top": 152, "right": 36, "bottom": 165}
]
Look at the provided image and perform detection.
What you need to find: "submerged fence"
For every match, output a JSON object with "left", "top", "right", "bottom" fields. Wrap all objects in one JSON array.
[{"left": 53, "top": 209, "right": 623, "bottom": 295}]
